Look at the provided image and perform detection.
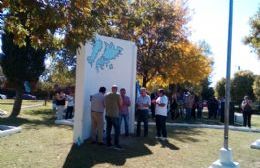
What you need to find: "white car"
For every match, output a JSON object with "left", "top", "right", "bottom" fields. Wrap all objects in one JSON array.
[{"left": 0, "top": 94, "right": 7, "bottom": 99}]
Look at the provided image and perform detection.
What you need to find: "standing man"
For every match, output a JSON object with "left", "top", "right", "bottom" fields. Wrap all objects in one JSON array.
[
  {"left": 241, "top": 96, "right": 253, "bottom": 128},
  {"left": 90, "top": 87, "right": 106, "bottom": 145},
  {"left": 155, "top": 89, "right": 168, "bottom": 140},
  {"left": 150, "top": 91, "right": 158, "bottom": 119},
  {"left": 119, "top": 88, "right": 131, "bottom": 136},
  {"left": 65, "top": 91, "right": 74, "bottom": 119},
  {"left": 184, "top": 91, "right": 193, "bottom": 120},
  {"left": 56, "top": 90, "right": 66, "bottom": 120},
  {"left": 105, "top": 85, "right": 122, "bottom": 149},
  {"left": 136, "top": 87, "right": 151, "bottom": 137}
]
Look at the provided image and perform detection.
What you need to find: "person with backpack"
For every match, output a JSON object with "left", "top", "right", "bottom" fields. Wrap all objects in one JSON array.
[{"left": 241, "top": 96, "right": 253, "bottom": 128}]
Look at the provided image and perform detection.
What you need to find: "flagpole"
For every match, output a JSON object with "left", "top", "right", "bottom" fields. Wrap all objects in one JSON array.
[
  {"left": 223, "top": 0, "right": 233, "bottom": 150},
  {"left": 210, "top": 1, "right": 239, "bottom": 167}
]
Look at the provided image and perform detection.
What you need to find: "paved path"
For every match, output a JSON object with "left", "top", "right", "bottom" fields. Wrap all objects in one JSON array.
[{"left": 146, "top": 122, "right": 260, "bottom": 133}]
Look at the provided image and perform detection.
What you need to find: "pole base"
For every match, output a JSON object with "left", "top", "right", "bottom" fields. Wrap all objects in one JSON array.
[{"left": 209, "top": 148, "right": 239, "bottom": 168}]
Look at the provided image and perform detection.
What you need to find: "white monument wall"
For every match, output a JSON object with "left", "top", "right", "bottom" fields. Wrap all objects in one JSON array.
[{"left": 74, "top": 35, "right": 137, "bottom": 143}]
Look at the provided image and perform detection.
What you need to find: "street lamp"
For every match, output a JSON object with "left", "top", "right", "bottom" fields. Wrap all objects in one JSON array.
[{"left": 210, "top": 0, "right": 239, "bottom": 167}]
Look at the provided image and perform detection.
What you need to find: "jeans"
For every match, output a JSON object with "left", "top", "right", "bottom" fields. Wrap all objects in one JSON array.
[
  {"left": 119, "top": 113, "right": 129, "bottom": 136},
  {"left": 155, "top": 115, "right": 167, "bottom": 137},
  {"left": 243, "top": 111, "right": 252, "bottom": 128},
  {"left": 56, "top": 105, "right": 65, "bottom": 120},
  {"left": 136, "top": 109, "right": 149, "bottom": 136},
  {"left": 106, "top": 116, "right": 120, "bottom": 146},
  {"left": 65, "top": 106, "right": 74, "bottom": 119},
  {"left": 185, "top": 108, "right": 191, "bottom": 120},
  {"left": 197, "top": 108, "right": 202, "bottom": 119}
]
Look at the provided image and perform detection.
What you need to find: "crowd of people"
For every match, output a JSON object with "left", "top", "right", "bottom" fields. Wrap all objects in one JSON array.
[
  {"left": 89, "top": 85, "right": 169, "bottom": 150},
  {"left": 52, "top": 84, "right": 254, "bottom": 149}
]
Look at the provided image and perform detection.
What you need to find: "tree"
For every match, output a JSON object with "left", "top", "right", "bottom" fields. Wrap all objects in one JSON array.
[
  {"left": 0, "top": 66, "right": 6, "bottom": 87},
  {"left": 231, "top": 70, "right": 255, "bottom": 103},
  {"left": 0, "top": 32, "right": 45, "bottom": 117},
  {"left": 0, "top": 0, "right": 123, "bottom": 117},
  {"left": 215, "top": 78, "right": 226, "bottom": 99},
  {"left": 146, "top": 41, "right": 212, "bottom": 89},
  {"left": 200, "top": 78, "right": 214, "bottom": 100},
  {"left": 45, "top": 61, "right": 76, "bottom": 88},
  {"left": 244, "top": 6, "right": 260, "bottom": 59},
  {"left": 105, "top": 0, "right": 190, "bottom": 87},
  {"left": 253, "top": 75, "right": 260, "bottom": 101},
  {"left": 0, "top": 0, "right": 124, "bottom": 55}
]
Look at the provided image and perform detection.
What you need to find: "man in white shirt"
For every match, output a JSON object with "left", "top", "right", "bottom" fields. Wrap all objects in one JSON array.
[{"left": 155, "top": 89, "right": 168, "bottom": 140}]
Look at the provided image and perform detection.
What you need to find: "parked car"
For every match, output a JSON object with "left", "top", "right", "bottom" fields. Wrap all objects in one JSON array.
[
  {"left": 22, "top": 94, "right": 36, "bottom": 100},
  {"left": 0, "top": 94, "right": 7, "bottom": 99}
]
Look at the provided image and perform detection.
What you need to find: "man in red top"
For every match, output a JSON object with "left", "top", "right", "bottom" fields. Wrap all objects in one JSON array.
[{"left": 119, "top": 88, "right": 131, "bottom": 136}]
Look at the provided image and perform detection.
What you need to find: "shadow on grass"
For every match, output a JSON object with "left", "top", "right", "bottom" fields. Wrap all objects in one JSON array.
[
  {"left": 158, "top": 139, "right": 180, "bottom": 150},
  {"left": 169, "top": 127, "right": 204, "bottom": 143},
  {"left": 0, "top": 109, "right": 57, "bottom": 128},
  {"left": 63, "top": 135, "right": 180, "bottom": 168},
  {"left": 63, "top": 138, "right": 151, "bottom": 168},
  {"left": 63, "top": 127, "right": 205, "bottom": 168}
]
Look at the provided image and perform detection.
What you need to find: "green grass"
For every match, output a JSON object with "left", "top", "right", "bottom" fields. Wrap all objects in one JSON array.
[
  {"left": 0, "top": 100, "right": 260, "bottom": 168},
  {"left": 0, "top": 99, "right": 45, "bottom": 112}
]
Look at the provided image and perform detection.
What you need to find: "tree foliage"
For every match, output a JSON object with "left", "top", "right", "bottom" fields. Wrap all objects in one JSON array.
[
  {"left": 215, "top": 78, "right": 226, "bottom": 99},
  {"left": 231, "top": 70, "right": 255, "bottom": 103},
  {"left": 0, "top": 0, "right": 124, "bottom": 117},
  {"left": 253, "top": 75, "right": 260, "bottom": 101},
  {"left": 103, "top": 0, "right": 187, "bottom": 86},
  {"left": 0, "top": 0, "right": 124, "bottom": 56},
  {"left": 146, "top": 41, "right": 212, "bottom": 88},
  {"left": 108, "top": 0, "right": 211, "bottom": 87},
  {"left": 244, "top": 6, "right": 260, "bottom": 59},
  {"left": 45, "top": 61, "right": 75, "bottom": 88},
  {"left": 200, "top": 78, "right": 214, "bottom": 100}
]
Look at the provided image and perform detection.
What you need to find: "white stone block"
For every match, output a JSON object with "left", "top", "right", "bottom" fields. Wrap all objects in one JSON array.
[{"left": 251, "top": 139, "right": 260, "bottom": 149}]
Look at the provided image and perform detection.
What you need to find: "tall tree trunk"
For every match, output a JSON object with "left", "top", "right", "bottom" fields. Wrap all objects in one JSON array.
[
  {"left": 142, "top": 76, "right": 147, "bottom": 88},
  {"left": 10, "top": 84, "right": 23, "bottom": 117}
]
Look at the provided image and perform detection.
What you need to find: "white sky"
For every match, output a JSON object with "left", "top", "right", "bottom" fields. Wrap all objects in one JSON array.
[{"left": 188, "top": 0, "right": 260, "bottom": 86}]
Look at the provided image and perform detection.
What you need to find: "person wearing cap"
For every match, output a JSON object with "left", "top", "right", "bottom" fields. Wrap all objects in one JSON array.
[
  {"left": 136, "top": 87, "right": 151, "bottom": 137},
  {"left": 241, "top": 96, "right": 253, "bottom": 128},
  {"left": 90, "top": 87, "right": 106, "bottom": 145},
  {"left": 155, "top": 89, "right": 168, "bottom": 140},
  {"left": 104, "top": 85, "right": 123, "bottom": 149}
]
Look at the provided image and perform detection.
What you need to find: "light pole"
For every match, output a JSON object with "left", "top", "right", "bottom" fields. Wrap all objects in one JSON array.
[{"left": 210, "top": 0, "right": 239, "bottom": 167}]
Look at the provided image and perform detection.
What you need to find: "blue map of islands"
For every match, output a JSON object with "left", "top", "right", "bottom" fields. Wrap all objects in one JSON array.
[{"left": 87, "top": 38, "right": 123, "bottom": 72}]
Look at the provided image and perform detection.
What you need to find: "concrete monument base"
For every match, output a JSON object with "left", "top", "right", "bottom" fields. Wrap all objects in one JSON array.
[
  {"left": 55, "top": 119, "right": 74, "bottom": 126},
  {"left": 0, "top": 125, "right": 22, "bottom": 138},
  {"left": 209, "top": 148, "right": 239, "bottom": 168},
  {"left": 251, "top": 139, "right": 260, "bottom": 149}
]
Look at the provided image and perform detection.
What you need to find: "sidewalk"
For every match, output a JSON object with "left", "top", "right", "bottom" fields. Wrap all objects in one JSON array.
[{"left": 144, "top": 121, "right": 260, "bottom": 133}]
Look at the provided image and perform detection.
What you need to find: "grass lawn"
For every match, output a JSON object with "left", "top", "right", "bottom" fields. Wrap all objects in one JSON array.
[
  {"left": 0, "top": 99, "right": 45, "bottom": 112},
  {"left": 0, "top": 100, "right": 260, "bottom": 168}
]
